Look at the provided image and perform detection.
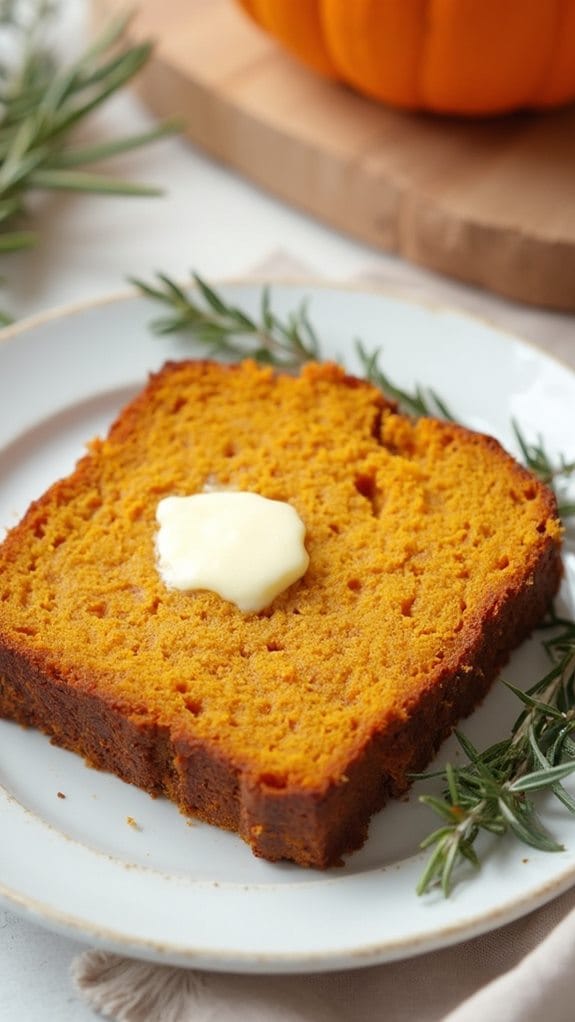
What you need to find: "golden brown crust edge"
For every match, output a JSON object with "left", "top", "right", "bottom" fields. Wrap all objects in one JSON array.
[{"left": 0, "top": 531, "right": 562, "bottom": 868}]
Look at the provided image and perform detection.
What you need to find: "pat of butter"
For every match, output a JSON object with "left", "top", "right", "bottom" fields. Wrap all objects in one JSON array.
[{"left": 155, "top": 492, "right": 309, "bottom": 612}]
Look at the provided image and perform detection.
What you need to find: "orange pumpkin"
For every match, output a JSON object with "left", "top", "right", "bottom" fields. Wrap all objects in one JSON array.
[{"left": 235, "top": 0, "right": 575, "bottom": 116}]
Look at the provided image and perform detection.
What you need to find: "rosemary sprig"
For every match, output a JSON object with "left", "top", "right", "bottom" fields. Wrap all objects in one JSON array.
[
  {"left": 355, "top": 340, "right": 455, "bottom": 420},
  {"left": 136, "top": 272, "right": 575, "bottom": 893},
  {"left": 0, "top": 2, "right": 177, "bottom": 256},
  {"left": 134, "top": 271, "right": 457, "bottom": 414},
  {"left": 135, "top": 275, "right": 574, "bottom": 508},
  {"left": 131, "top": 272, "right": 321, "bottom": 367},
  {"left": 417, "top": 621, "right": 575, "bottom": 896},
  {"left": 512, "top": 420, "right": 575, "bottom": 519}
]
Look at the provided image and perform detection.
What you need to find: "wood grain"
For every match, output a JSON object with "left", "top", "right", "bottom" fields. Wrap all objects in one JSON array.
[{"left": 94, "top": 0, "right": 575, "bottom": 311}]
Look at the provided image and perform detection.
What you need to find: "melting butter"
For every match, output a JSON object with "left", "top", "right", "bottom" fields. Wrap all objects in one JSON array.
[{"left": 155, "top": 492, "right": 309, "bottom": 612}]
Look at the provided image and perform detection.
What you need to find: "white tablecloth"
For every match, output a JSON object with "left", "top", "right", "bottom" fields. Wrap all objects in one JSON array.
[{"left": 1, "top": 3, "right": 574, "bottom": 1020}]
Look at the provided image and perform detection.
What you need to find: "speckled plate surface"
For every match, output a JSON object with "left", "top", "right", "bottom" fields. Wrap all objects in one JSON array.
[{"left": 1, "top": 282, "right": 574, "bottom": 973}]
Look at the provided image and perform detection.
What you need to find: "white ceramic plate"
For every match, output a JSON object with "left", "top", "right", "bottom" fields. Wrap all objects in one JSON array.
[{"left": 1, "top": 282, "right": 575, "bottom": 974}]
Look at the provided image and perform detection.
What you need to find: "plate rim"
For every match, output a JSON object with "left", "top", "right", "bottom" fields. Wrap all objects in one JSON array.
[
  {"left": 3, "top": 863, "right": 575, "bottom": 974},
  {"left": 1, "top": 279, "right": 575, "bottom": 973},
  {"left": 2, "top": 274, "right": 574, "bottom": 383}
]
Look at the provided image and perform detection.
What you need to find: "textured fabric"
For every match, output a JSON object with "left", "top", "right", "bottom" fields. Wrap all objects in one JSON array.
[
  {"left": 72, "top": 950, "right": 338, "bottom": 1022},
  {"left": 73, "top": 887, "right": 575, "bottom": 1021},
  {"left": 445, "top": 891, "right": 575, "bottom": 1022}
]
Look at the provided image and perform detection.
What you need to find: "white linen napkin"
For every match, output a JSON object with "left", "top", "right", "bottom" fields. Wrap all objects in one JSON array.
[
  {"left": 445, "top": 892, "right": 575, "bottom": 1022},
  {"left": 73, "top": 886, "right": 575, "bottom": 1022},
  {"left": 72, "top": 252, "right": 575, "bottom": 1022}
]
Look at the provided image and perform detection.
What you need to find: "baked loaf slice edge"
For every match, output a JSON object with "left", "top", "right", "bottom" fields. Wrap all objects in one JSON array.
[{"left": 0, "top": 360, "right": 563, "bottom": 867}]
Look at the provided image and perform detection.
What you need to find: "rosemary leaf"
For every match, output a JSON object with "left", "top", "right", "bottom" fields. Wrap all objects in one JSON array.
[
  {"left": 512, "top": 419, "right": 575, "bottom": 516},
  {"left": 194, "top": 273, "right": 236, "bottom": 317},
  {"left": 0, "top": 2, "right": 176, "bottom": 246},
  {"left": 28, "top": 168, "right": 162, "bottom": 196},
  {"left": 134, "top": 273, "right": 575, "bottom": 527},
  {"left": 416, "top": 839, "right": 449, "bottom": 897},
  {"left": 508, "top": 761, "right": 575, "bottom": 792},
  {"left": 442, "top": 834, "right": 463, "bottom": 896},
  {"left": 46, "top": 119, "right": 181, "bottom": 167},
  {"left": 132, "top": 272, "right": 575, "bottom": 508},
  {"left": 417, "top": 640, "right": 575, "bottom": 895},
  {"left": 0, "top": 228, "right": 36, "bottom": 250},
  {"left": 79, "top": 9, "right": 132, "bottom": 63},
  {"left": 419, "top": 825, "right": 456, "bottom": 851},
  {"left": 0, "top": 1, "right": 179, "bottom": 320},
  {"left": 355, "top": 339, "right": 456, "bottom": 420},
  {"left": 131, "top": 271, "right": 320, "bottom": 368},
  {"left": 497, "top": 797, "right": 560, "bottom": 851},
  {"left": 419, "top": 795, "right": 462, "bottom": 824},
  {"left": 503, "top": 681, "right": 565, "bottom": 720}
]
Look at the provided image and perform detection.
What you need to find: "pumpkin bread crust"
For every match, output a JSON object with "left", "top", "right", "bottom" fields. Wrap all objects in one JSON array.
[{"left": 0, "top": 360, "right": 563, "bottom": 867}]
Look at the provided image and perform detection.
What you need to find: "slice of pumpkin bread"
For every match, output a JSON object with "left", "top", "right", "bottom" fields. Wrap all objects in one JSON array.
[{"left": 0, "top": 360, "right": 563, "bottom": 867}]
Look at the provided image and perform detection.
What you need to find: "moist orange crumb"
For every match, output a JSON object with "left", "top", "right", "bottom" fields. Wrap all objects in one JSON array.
[{"left": 0, "top": 360, "right": 563, "bottom": 867}]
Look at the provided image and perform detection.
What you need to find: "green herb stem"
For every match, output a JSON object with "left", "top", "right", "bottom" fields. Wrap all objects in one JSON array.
[
  {"left": 416, "top": 630, "right": 575, "bottom": 896},
  {"left": 0, "top": 2, "right": 177, "bottom": 256},
  {"left": 134, "top": 271, "right": 575, "bottom": 520},
  {"left": 133, "top": 271, "right": 575, "bottom": 896}
]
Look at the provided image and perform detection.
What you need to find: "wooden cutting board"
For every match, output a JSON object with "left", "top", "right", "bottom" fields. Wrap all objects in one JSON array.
[{"left": 95, "top": 0, "right": 575, "bottom": 312}]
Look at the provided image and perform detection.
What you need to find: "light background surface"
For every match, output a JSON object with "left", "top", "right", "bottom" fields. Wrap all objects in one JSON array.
[{"left": 1, "top": 2, "right": 574, "bottom": 1019}]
